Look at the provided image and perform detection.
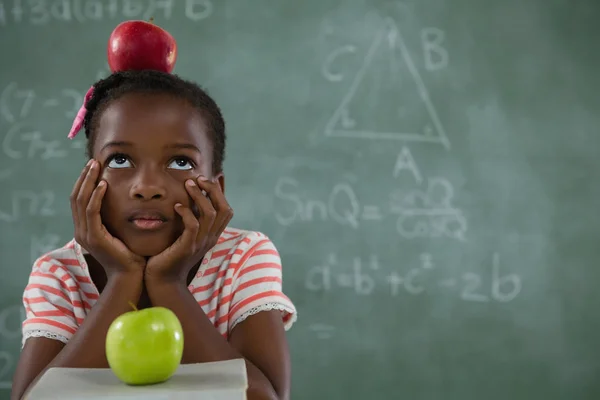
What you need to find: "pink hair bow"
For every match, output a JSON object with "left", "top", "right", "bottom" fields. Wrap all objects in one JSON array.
[{"left": 67, "top": 86, "right": 95, "bottom": 139}]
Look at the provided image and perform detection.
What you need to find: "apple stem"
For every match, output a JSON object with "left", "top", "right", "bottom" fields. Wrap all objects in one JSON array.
[
  {"left": 149, "top": 17, "right": 154, "bottom": 24},
  {"left": 128, "top": 301, "right": 138, "bottom": 311}
]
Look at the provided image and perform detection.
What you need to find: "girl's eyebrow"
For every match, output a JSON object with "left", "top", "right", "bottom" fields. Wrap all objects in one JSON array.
[
  {"left": 101, "top": 141, "right": 133, "bottom": 151},
  {"left": 165, "top": 143, "right": 202, "bottom": 154},
  {"left": 99, "top": 141, "right": 201, "bottom": 154}
]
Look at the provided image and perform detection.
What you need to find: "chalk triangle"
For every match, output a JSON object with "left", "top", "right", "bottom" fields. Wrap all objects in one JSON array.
[{"left": 324, "top": 18, "right": 450, "bottom": 149}]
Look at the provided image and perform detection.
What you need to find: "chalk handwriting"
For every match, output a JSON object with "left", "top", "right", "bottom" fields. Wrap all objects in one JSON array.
[
  {"left": 0, "top": 82, "right": 35, "bottom": 123},
  {"left": 0, "top": 0, "right": 212, "bottom": 25},
  {"left": 324, "top": 17, "right": 450, "bottom": 149},
  {"left": 421, "top": 27, "right": 448, "bottom": 71},
  {"left": 274, "top": 174, "right": 464, "bottom": 236},
  {"left": 390, "top": 177, "right": 467, "bottom": 241},
  {"left": 461, "top": 273, "right": 489, "bottom": 302},
  {"left": 393, "top": 146, "right": 423, "bottom": 184},
  {"left": 322, "top": 45, "right": 357, "bottom": 82},
  {"left": 186, "top": 0, "right": 212, "bottom": 21},
  {"left": 57, "top": 89, "right": 83, "bottom": 119},
  {"left": 305, "top": 254, "right": 379, "bottom": 295},
  {"left": 3, "top": 122, "right": 67, "bottom": 160},
  {"left": 386, "top": 268, "right": 424, "bottom": 296},
  {"left": 305, "top": 252, "right": 521, "bottom": 303},
  {"left": 0, "top": 191, "right": 56, "bottom": 223},
  {"left": 274, "top": 177, "right": 361, "bottom": 229},
  {"left": 491, "top": 253, "right": 521, "bottom": 302},
  {"left": 0, "top": 83, "right": 83, "bottom": 123}
]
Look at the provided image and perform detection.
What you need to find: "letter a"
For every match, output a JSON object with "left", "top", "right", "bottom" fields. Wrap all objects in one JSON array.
[{"left": 393, "top": 146, "right": 422, "bottom": 183}]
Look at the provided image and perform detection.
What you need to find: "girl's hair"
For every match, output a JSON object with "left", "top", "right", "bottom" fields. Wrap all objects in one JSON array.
[{"left": 82, "top": 70, "right": 226, "bottom": 174}]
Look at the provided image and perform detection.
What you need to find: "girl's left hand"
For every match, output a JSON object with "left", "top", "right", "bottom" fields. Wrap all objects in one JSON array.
[{"left": 145, "top": 176, "right": 234, "bottom": 285}]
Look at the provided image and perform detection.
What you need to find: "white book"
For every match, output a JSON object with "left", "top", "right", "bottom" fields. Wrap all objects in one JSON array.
[{"left": 25, "top": 358, "right": 247, "bottom": 400}]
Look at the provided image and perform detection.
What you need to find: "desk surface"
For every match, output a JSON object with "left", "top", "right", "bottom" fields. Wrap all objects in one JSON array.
[{"left": 25, "top": 359, "right": 248, "bottom": 399}]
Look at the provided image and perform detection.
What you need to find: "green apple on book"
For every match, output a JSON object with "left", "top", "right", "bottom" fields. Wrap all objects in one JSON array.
[{"left": 106, "top": 303, "right": 184, "bottom": 385}]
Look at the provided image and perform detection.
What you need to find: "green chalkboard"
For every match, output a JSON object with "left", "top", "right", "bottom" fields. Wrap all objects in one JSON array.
[{"left": 1, "top": 0, "right": 600, "bottom": 399}]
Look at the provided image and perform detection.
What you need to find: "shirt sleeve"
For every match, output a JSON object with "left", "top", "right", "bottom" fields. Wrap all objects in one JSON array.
[
  {"left": 228, "top": 236, "right": 297, "bottom": 333},
  {"left": 21, "top": 256, "right": 80, "bottom": 347}
]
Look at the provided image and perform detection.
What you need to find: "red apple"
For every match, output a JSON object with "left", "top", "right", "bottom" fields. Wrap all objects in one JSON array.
[{"left": 107, "top": 18, "right": 177, "bottom": 73}]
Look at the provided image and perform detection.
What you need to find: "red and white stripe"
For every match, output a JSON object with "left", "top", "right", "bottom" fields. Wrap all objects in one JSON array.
[{"left": 22, "top": 228, "right": 297, "bottom": 345}]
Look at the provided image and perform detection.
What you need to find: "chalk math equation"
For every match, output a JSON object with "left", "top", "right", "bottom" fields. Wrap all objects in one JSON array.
[
  {"left": 0, "top": 82, "right": 87, "bottom": 164},
  {"left": 306, "top": 252, "right": 521, "bottom": 302},
  {"left": 274, "top": 170, "right": 467, "bottom": 241},
  {"left": 0, "top": 0, "right": 212, "bottom": 26},
  {"left": 301, "top": 13, "right": 526, "bottom": 345}
]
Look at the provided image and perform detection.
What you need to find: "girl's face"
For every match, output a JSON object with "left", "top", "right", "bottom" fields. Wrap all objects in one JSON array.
[{"left": 92, "top": 92, "right": 219, "bottom": 257}]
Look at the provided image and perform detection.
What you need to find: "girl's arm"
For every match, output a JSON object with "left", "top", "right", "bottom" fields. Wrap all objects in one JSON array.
[
  {"left": 146, "top": 281, "right": 291, "bottom": 400},
  {"left": 12, "top": 159, "right": 149, "bottom": 399},
  {"left": 11, "top": 272, "right": 143, "bottom": 400}
]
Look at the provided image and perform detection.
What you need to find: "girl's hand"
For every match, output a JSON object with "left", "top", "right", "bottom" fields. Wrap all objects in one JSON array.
[
  {"left": 71, "top": 160, "right": 146, "bottom": 279},
  {"left": 145, "top": 176, "right": 234, "bottom": 285}
]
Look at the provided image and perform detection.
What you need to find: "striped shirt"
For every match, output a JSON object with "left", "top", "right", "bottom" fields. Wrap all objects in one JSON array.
[{"left": 21, "top": 227, "right": 297, "bottom": 346}]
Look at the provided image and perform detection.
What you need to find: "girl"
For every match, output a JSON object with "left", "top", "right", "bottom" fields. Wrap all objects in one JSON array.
[{"left": 11, "top": 70, "right": 297, "bottom": 400}]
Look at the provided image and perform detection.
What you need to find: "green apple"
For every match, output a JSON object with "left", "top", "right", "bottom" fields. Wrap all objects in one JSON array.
[{"left": 106, "top": 304, "right": 184, "bottom": 385}]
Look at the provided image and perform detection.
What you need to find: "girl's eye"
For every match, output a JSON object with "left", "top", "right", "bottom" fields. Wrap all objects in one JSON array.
[
  {"left": 168, "top": 157, "right": 194, "bottom": 171},
  {"left": 107, "top": 155, "right": 132, "bottom": 169}
]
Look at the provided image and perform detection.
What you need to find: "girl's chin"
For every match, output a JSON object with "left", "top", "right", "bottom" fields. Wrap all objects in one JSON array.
[{"left": 124, "top": 237, "right": 172, "bottom": 258}]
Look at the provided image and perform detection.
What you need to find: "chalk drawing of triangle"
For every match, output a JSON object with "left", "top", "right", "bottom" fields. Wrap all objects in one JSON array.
[{"left": 324, "top": 18, "right": 450, "bottom": 149}]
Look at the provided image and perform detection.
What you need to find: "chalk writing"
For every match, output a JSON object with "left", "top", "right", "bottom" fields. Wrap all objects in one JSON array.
[
  {"left": 390, "top": 178, "right": 467, "bottom": 241},
  {"left": 0, "top": 83, "right": 91, "bottom": 157},
  {"left": 421, "top": 27, "right": 448, "bottom": 71},
  {"left": 3, "top": 122, "right": 67, "bottom": 160},
  {"left": 185, "top": 0, "right": 212, "bottom": 21},
  {"left": 491, "top": 253, "right": 521, "bottom": 302},
  {"left": 0, "top": 83, "right": 83, "bottom": 123},
  {"left": 460, "top": 273, "right": 489, "bottom": 302},
  {"left": 323, "top": 17, "right": 450, "bottom": 149},
  {"left": 305, "top": 253, "right": 380, "bottom": 295},
  {"left": 0, "top": 191, "right": 56, "bottom": 222},
  {"left": 0, "top": 0, "right": 212, "bottom": 25},
  {"left": 393, "top": 146, "right": 423, "bottom": 184},
  {"left": 274, "top": 177, "right": 361, "bottom": 229},
  {"left": 274, "top": 174, "right": 465, "bottom": 240},
  {"left": 0, "top": 82, "right": 35, "bottom": 123},
  {"left": 305, "top": 253, "right": 521, "bottom": 302},
  {"left": 322, "top": 45, "right": 357, "bottom": 82}
]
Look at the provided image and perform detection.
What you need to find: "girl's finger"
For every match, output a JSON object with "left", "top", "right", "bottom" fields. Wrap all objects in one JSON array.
[
  {"left": 174, "top": 203, "right": 201, "bottom": 250},
  {"left": 185, "top": 180, "right": 216, "bottom": 239},
  {"left": 76, "top": 160, "right": 100, "bottom": 236},
  {"left": 196, "top": 177, "right": 229, "bottom": 212},
  {"left": 186, "top": 179, "right": 214, "bottom": 215},
  {"left": 70, "top": 160, "right": 93, "bottom": 224},
  {"left": 86, "top": 181, "right": 107, "bottom": 241},
  {"left": 196, "top": 178, "right": 233, "bottom": 237}
]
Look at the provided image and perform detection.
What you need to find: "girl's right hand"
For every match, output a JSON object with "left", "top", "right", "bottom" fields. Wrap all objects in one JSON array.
[{"left": 71, "top": 159, "right": 146, "bottom": 278}]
